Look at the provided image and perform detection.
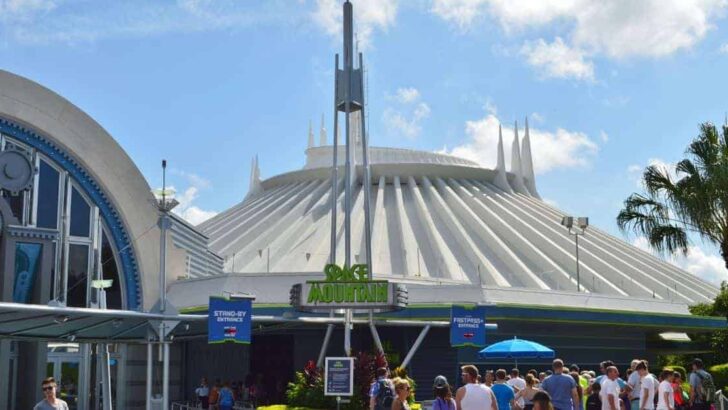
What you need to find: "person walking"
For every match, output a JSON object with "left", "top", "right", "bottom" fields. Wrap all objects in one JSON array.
[
  {"left": 456, "top": 365, "right": 497, "bottom": 410},
  {"left": 195, "top": 377, "right": 210, "bottom": 409},
  {"left": 533, "top": 391, "right": 555, "bottom": 410},
  {"left": 510, "top": 369, "right": 528, "bottom": 409},
  {"left": 601, "top": 367, "right": 622, "bottom": 410},
  {"left": 627, "top": 360, "right": 643, "bottom": 410},
  {"left": 369, "top": 367, "right": 395, "bottom": 410},
  {"left": 541, "top": 359, "right": 579, "bottom": 410},
  {"left": 569, "top": 372, "right": 584, "bottom": 410},
  {"left": 688, "top": 359, "right": 715, "bottom": 410},
  {"left": 636, "top": 361, "right": 657, "bottom": 410},
  {"left": 218, "top": 381, "right": 235, "bottom": 410},
  {"left": 34, "top": 377, "right": 69, "bottom": 410},
  {"left": 657, "top": 370, "right": 675, "bottom": 410},
  {"left": 493, "top": 369, "right": 517, "bottom": 410},
  {"left": 392, "top": 377, "right": 412, "bottom": 410},
  {"left": 515, "top": 374, "right": 542, "bottom": 410},
  {"left": 433, "top": 375, "right": 457, "bottom": 410},
  {"left": 671, "top": 372, "right": 686, "bottom": 410},
  {"left": 586, "top": 381, "right": 602, "bottom": 410}
]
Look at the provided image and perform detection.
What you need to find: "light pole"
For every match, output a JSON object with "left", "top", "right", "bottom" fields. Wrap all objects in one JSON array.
[{"left": 561, "top": 216, "right": 589, "bottom": 292}]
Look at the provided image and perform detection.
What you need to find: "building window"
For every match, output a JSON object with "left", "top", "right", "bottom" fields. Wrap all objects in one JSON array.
[
  {"left": 37, "top": 159, "right": 61, "bottom": 229},
  {"left": 12, "top": 242, "right": 42, "bottom": 303},
  {"left": 69, "top": 187, "right": 91, "bottom": 237},
  {"left": 66, "top": 244, "right": 89, "bottom": 308},
  {"left": 101, "top": 231, "right": 122, "bottom": 310}
]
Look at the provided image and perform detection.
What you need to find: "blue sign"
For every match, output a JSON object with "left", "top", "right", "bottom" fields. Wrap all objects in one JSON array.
[
  {"left": 450, "top": 304, "right": 487, "bottom": 347},
  {"left": 324, "top": 357, "right": 354, "bottom": 396},
  {"left": 208, "top": 296, "right": 252, "bottom": 344}
]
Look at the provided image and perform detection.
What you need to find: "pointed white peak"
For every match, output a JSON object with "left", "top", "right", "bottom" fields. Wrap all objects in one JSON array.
[
  {"left": 320, "top": 114, "right": 327, "bottom": 146},
  {"left": 510, "top": 121, "right": 530, "bottom": 195},
  {"left": 493, "top": 124, "right": 512, "bottom": 193},
  {"left": 245, "top": 155, "right": 262, "bottom": 201},
  {"left": 308, "top": 120, "right": 315, "bottom": 149},
  {"left": 521, "top": 117, "right": 540, "bottom": 198}
]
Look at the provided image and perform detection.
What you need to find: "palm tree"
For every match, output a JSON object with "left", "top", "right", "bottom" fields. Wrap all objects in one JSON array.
[{"left": 617, "top": 122, "right": 728, "bottom": 269}]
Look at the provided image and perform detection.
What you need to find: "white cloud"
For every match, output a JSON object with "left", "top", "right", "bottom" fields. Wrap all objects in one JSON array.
[
  {"left": 627, "top": 158, "right": 676, "bottom": 187},
  {"left": 383, "top": 87, "right": 431, "bottom": 139},
  {"left": 520, "top": 37, "right": 595, "bottom": 81},
  {"left": 165, "top": 171, "right": 218, "bottom": 225},
  {"left": 1, "top": 0, "right": 56, "bottom": 15},
  {"left": 430, "top": 0, "right": 488, "bottom": 30},
  {"left": 0, "top": 1, "right": 297, "bottom": 45},
  {"left": 383, "top": 102, "right": 431, "bottom": 140},
  {"left": 442, "top": 112, "right": 598, "bottom": 174},
  {"left": 393, "top": 87, "right": 420, "bottom": 104},
  {"left": 632, "top": 237, "right": 728, "bottom": 286},
  {"left": 599, "top": 130, "right": 609, "bottom": 143},
  {"left": 312, "top": 0, "right": 397, "bottom": 50},
  {"left": 432, "top": 0, "right": 728, "bottom": 79}
]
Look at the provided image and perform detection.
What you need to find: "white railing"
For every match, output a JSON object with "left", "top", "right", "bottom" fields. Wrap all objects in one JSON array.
[{"left": 717, "top": 390, "right": 728, "bottom": 410}]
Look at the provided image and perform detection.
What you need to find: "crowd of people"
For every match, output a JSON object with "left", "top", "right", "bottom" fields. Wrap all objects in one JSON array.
[
  {"left": 369, "top": 357, "right": 718, "bottom": 410},
  {"left": 192, "top": 375, "right": 279, "bottom": 410}
]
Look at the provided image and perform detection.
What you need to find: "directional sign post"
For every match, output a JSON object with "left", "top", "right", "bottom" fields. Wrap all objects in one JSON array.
[{"left": 450, "top": 304, "right": 487, "bottom": 347}]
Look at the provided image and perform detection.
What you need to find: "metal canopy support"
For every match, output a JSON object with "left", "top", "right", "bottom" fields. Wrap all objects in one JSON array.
[
  {"left": 100, "top": 343, "right": 113, "bottom": 410},
  {"left": 146, "top": 343, "right": 152, "bottom": 410},
  {"left": 400, "top": 325, "right": 431, "bottom": 369},
  {"left": 162, "top": 342, "right": 170, "bottom": 410},
  {"left": 316, "top": 320, "right": 335, "bottom": 367}
]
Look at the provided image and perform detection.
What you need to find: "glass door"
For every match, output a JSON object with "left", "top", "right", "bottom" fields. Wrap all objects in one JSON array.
[{"left": 48, "top": 349, "right": 81, "bottom": 410}]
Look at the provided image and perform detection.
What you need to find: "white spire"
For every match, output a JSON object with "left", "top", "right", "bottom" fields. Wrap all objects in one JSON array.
[
  {"left": 493, "top": 124, "right": 512, "bottom": 193},
  {"left": 320, "top": 114, "right": 327, "bottom": 146},
  {"left": 308, "top": 120, "right": 315, "bottom": 149},
  {"left": 510, "top": 121, "right": 530, "bottom": 195},
  {"left": 521, "top": 117, "right": 540, "bottom": 198},
  {"left": 245, "top": 155, "right": 262, "bottom": 201}
]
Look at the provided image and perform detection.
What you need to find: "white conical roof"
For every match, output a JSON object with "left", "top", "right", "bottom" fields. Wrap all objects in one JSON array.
[{"left": 198, "top": 145, "right": 717, "bottom": 307}]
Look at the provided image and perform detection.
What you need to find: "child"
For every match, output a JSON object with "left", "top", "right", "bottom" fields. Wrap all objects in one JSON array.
[{"left": 586, "top": 381, "right": 602, "bottom": 410}]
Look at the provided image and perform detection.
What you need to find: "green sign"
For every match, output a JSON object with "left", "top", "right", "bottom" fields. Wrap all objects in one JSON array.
[{"left": 290, "top": 264, "right": 407, "bottom": 312}]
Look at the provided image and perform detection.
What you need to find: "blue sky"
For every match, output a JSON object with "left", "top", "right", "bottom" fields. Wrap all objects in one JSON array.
[{"left": 2, "top": 0, "right": 728, "bottom": 284}]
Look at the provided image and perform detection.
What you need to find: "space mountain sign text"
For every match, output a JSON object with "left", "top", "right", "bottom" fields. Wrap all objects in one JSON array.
[{"left": 290, "top": 264, "right": 408, "bottom": 312}]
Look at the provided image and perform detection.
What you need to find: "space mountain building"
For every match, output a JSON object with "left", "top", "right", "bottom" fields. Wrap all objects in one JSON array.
[
  {"left": 0, "top": 0, "right": 724, "bottom": 407},
  {"left": 167, "top": 112, "right": 725, "bottom": 400}
]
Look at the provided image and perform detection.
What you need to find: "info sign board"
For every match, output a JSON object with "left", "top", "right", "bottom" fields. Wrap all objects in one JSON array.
[
  {"left": 208, "top": 296, "right": 252, "bottom": 345},
  {"left": 324, "top": 357, "right": 354, "bottom": 396},
  {"left": 450, "top": 304, "right": 487, "bottom": 347}
]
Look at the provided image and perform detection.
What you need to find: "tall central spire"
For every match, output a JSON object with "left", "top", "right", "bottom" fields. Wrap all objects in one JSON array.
[{"left": 329, "top": 0, "right": 376, "bottom": 357}]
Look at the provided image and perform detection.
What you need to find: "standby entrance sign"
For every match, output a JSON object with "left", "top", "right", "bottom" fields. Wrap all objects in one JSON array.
[
  {"left": 208, "top": 296, "right": 253, "bottom": 344},
  {"left": 450, "top": 304, "right": 487, "bottom": 347}
]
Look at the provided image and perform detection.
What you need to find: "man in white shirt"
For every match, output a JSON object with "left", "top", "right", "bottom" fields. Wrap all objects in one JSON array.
[
  {"left": 636, "top": 361, "right": 657, "bottom": 410},
  {"left": 508, "top": 368, "right": 527, "bottom": 408},
  {"left": 601, "top": 366, "right": 622, "bottom": 410},
  {"left": 627, "top": 359, "right": 642, "bottom": 410}
]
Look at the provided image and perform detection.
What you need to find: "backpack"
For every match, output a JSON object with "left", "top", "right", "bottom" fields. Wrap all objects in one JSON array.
[
  {"left": 219, "top": 388, "right": 234, "bottom": 406},
  {"left": 696, "top": 371, "right": 716, "bottom": 404},
  {"left": 374, "top": 380, "right": 395, "bottom": 410}
]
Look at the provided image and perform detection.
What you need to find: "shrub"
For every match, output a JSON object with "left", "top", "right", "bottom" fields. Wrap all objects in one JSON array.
[{"left": 708, "top": 363, "right": 728, "bottom": 394}]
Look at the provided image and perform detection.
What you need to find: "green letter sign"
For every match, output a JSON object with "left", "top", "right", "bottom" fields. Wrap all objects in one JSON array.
[{"left": 289, "top": 264, "right": 407, "bottom": 313}]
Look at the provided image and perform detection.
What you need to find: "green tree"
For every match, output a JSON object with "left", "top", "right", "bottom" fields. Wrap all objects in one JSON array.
[{"left": 617, "top": 122, "right": 728, "bottom": 268}]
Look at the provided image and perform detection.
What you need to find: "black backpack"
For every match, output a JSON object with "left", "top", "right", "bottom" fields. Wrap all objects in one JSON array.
[
  {"left": 375, "top": 380, "right": 395, "bottom": 410},
  {"left": 696, "top": 371, "right": 716, "bottom": 404}
]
